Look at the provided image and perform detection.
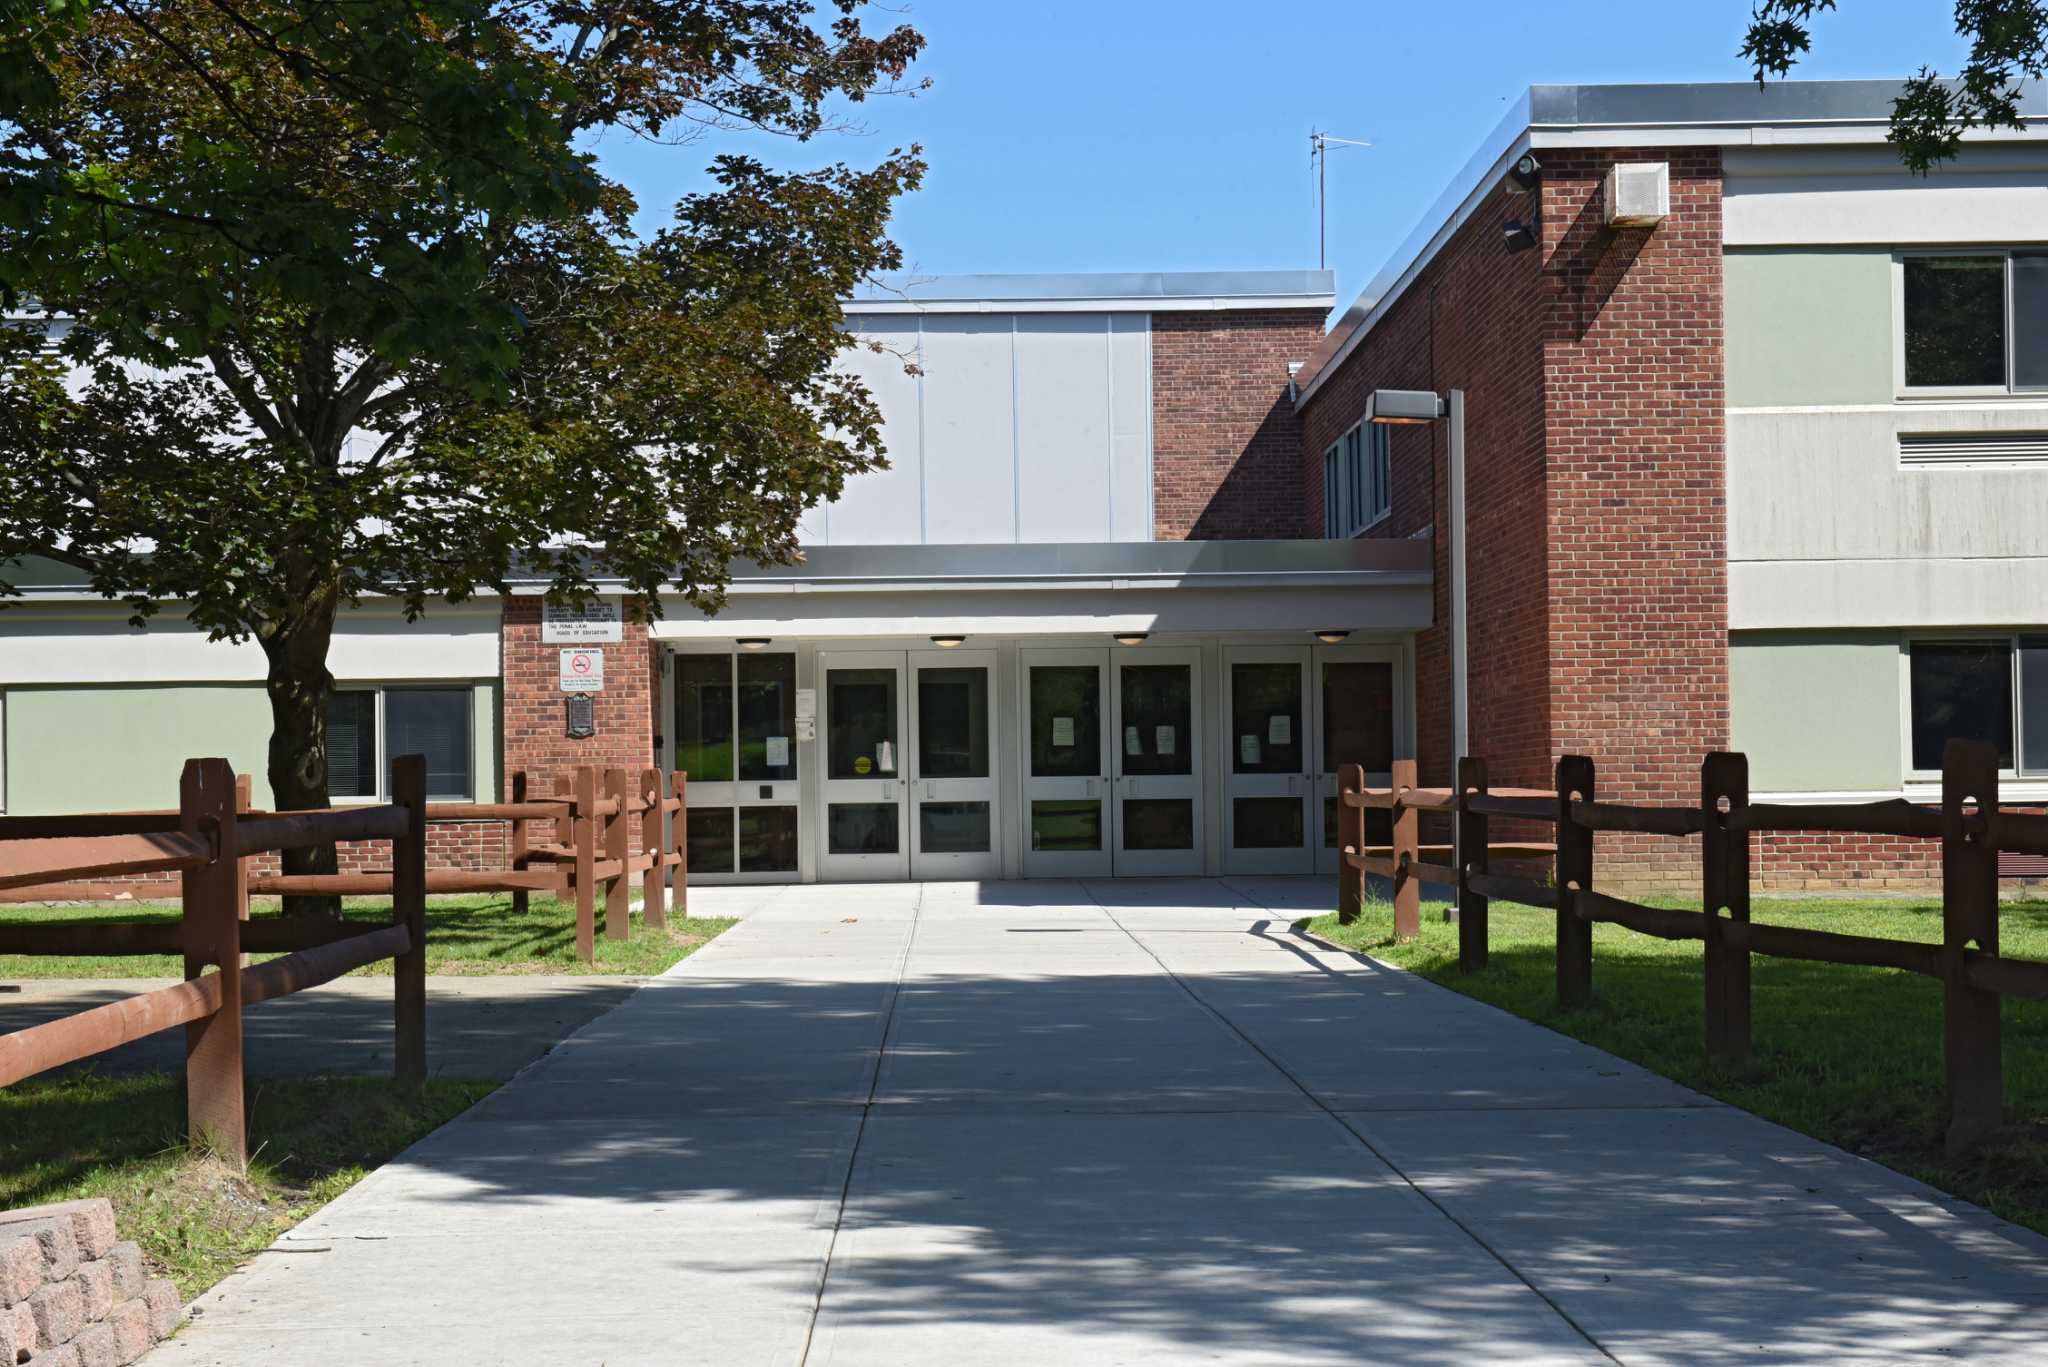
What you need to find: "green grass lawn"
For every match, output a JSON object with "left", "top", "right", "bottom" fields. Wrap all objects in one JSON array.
[
  {"left": 0, "top": 896, "right": 737, "bottom": 978},
  {"left": 0, "top": 1071, "right": 496, "bottom": 1298},
  {"left": 1299, "top": 894, "right": 2048, "bottom": 1237}
]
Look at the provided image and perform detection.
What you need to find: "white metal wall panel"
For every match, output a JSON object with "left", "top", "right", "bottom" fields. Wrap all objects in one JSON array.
[
  {"left": 814, "top": 310, "right": 1154, "bottom": 545},
  {"left": 0, "top": 604, "right": 500, "bottom": 684},
  {"left": 920, "top": 316, "right": 1018, "bottom": 543},
  {"left": 1724, "top": 145, "right": 2048, "bottom": 247},
  {"left": 1015, "top": 316, "right": 1112, "bottom": 542},
  {"left": 823, "top": 318, "right": 924, "bottom": 544},
  {"left": 1109, "top": 315, "right": 1153, "bottom": 542}
]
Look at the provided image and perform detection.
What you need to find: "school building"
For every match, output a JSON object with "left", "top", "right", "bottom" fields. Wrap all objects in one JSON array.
[{"left": 4, "top": 78, "right": 2046, "bottom": 889}]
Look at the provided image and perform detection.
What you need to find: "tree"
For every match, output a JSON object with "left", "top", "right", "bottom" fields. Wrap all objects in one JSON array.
[
  {"left": 1743, "top": 1, "right": 2048, "bottom": 171},
  {"left": 0, "top": 0, "right": 924, "bottom": 908}
]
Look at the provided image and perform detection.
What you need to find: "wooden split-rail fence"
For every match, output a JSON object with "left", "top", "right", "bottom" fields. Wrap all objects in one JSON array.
[
  {"left": 1335, "top": 739, "right": 2048, "bottom": 1156},
  {"left": 0, "top": 765, "right": 692, "bottom": 965},
  {"left": 0, "top": 756, "right": 434, "bottom": 1168}
]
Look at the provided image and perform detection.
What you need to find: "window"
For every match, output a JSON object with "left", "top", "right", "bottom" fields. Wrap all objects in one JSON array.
[
  {"left": 326, "top": 686, "right": 476, "bottom": 800},
  {"left": 1320, "top": 422, "right": 1392, "bottom": 538},
  {"left": 1906, "top": 636, "right": 2048, "bottom": 775},
  {"left": 1901, "top": 251, "right": 2048, "bottom": 392}
]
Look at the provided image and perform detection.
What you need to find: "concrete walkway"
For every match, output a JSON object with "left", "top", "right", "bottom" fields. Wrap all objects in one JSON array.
[{"left": 159, "top": 878, "right": 2048, "bottom": 1365}]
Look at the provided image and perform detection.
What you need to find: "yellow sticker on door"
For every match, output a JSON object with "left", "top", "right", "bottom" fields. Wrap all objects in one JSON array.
[{"left": 854, "top": 755, "right": 873, "bottom": 774}]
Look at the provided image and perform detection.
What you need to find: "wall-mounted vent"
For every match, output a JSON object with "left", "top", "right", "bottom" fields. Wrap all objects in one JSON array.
[
  {"left": 1899, "top": 431, "right": 2048, "bottom": 469},
  {"left": 1603, "top": 162, "right": 1669, "bottom": 228}
]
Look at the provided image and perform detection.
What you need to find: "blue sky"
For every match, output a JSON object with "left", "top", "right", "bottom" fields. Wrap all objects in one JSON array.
[{"left": 598, "top": 0, "right": 1972, "bottom": 314}]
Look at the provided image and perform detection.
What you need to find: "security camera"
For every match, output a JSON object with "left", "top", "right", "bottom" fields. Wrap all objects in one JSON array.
[{"left": 1504, "top": 153, "right": 1542, "bottom": 194}]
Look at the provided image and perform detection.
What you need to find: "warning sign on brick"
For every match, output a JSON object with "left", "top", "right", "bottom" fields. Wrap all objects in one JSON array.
[{"left": 559, "top": 648, "right": 604, "bottom": 693}]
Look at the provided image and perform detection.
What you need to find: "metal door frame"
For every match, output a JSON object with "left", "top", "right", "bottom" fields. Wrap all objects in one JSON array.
[
  {"left": 1018, "top": 647, "right": 1113, "bottom": 879},
  {"left": 908, "top": 647, "right": 1003, "bottom": 880},
  {"left": 1111, "top": 645, "right": 1205, "bottom": 877},
  {"left": 1220, "top": 644, "right": 1314, "bottom": 876},
  {"left": 817, "top": 649, "right": 911, "bottom": 881}
]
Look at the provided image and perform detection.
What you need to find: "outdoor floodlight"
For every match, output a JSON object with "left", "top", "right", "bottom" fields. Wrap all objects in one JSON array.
[
  {"left": 1364, "top": 389, "right": 1447, "bottom": 425},
  {"left": 1503, "top": 219, "right": 1539, "bottom": 253},
  {"left": 1504, "top": 153, "right": 1542, "bottom": 194}
]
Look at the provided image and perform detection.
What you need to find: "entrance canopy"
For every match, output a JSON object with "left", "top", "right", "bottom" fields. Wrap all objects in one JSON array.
[{"left": 646, "top": 539, "right": 1432, "bottom": 640}]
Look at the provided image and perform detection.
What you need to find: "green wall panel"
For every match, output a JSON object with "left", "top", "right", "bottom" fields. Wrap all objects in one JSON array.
[
  {"left": 1730, "top": 632, "right": 1900, "bottom": 792},
  {"left": 1724, "top": 250, "right": 1894, "bottom": 408},
  {"left": 3, "top": 681, "right": 500, "bottom": 814},
  {"left": 3, "top": 684, "right": 276, "bottom": 815}
]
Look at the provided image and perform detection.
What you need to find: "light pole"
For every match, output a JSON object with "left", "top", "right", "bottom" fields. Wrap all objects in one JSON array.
[{"left": 1364, "top": 388, "right": 1468, "bottom": 763}]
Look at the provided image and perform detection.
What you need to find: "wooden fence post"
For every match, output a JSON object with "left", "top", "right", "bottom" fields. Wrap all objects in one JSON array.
[
  {"left": 604, "top": 768, "right": 631, "bottom": 941},
  {"left": 641, "top": 769, "right": 668, "bottom": 932},
  {"left": 553, "top": 771, "right": 574, "bottom": 904},
  {"left": 1942, "top": 738, "right": 2002, "bottom": 1156},
  {"left": 1702, "top": 752, "right": 1751, "bottom": 1065},
  {"left": 509, "top": 770, "right": 531, "bottom": 917},
  {"left": 1391, "top": 757, "right": 1420, "bottom": 941},
  {"left": 180, "top": 758, "right": 245, "bottom": 1168},
  {"left": 1456, "top": 756, "right": 1488, "bottom": 974},
  {"left": 234, "top": 774, "right": 252, "bottom": 929},
  {"left": 1555, "top": 755, "right": 1595, "bottom": 1010},
  {"left": 671, "top": 771, "right": 689, "bottom": 920},
  {"left": 1337, "top": 763, "right": 1365, "bottom": 925},
  {"left": 391, "top": 755, "right": 428, "bottom": 1086},
  {"left": 573, "top": 765, "right": 597, "bottom": 963}
]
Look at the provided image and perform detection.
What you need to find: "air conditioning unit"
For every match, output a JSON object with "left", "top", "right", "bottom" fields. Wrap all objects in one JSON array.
[{"left": 1604, "top": 162, "right": 1669, "bottom": 228}]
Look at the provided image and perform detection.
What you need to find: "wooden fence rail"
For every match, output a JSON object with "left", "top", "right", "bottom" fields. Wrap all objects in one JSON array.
[
  {"left": 1334, "top": 738, "right": 2041, "bottom": 1156},
  {"left": 0, "top": 756, "right": 433, "bottom": 1170},
  {"left": 1, "top": 766, "right": 692, "bottom": 964}
]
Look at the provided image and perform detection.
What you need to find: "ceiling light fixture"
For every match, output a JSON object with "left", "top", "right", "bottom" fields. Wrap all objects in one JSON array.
[
  {"left": 1113, "top": 632, "right": 1149, "bottom": 646},
  {"left": 736, "top": 638, "right": 772, "bottom": 651},
  {"left": 929, "top": 634, "right": 966, "bottom": 648}
]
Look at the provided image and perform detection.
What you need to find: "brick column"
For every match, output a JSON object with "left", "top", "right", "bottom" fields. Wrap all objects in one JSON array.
[
  {"left": 499, "top": 597, "right": 656, "bottom": 798},
  {"left": 1541, "top": 148, "right": 1729, "bottom": 887}
]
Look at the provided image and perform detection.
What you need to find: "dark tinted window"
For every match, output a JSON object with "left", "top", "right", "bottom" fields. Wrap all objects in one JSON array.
[
  {"left": 1904, "top": 256, "right": 2006, "bottom": 388},
  {"left": 385, "top": 688, "right": 473, "bottom": 800},
  {"left": 1909, "top": 640, "right": 2012, "bottom": 771},
  {"left": 328, "top": 691, "right": 378, "bottom": 798}
]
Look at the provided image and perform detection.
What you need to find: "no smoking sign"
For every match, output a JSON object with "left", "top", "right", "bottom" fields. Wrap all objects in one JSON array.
[{"left": 559, "top": 648, "right": 604, "bottom": 693}]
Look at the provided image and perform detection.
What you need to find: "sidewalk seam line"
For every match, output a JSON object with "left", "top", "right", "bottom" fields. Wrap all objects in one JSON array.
[
  {"left": 1088, "top": 888, "right": 1624, "bottom": 1367},
  {"left": 799, "top": 879, "right": 924, "bottom": 1365}
]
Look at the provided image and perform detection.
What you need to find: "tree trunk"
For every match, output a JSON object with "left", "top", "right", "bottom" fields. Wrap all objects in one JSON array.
[{"left": 259, "top": 586, "right": 343, "bottom": 920}]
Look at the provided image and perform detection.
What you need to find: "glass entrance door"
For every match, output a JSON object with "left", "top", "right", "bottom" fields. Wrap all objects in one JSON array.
[
  {"left": 909, "top": 649, "right": 1000, "bottom": 879},
  {"left": 1222, "top": 646, "right": 1312, "bottom": 875},
  {"left": 672, "top": 650, "right": 800, "bottom": 881},
  {"left": 1313, "top": 645, "right": 1401, "bottom": 877},
  {"left": 1112, "top": 649, "right": 1203, "bottom": 876},
  {"left": 1021, "top": 649, "right": 1112, "bottom": 878},
  {"left": 819, "top": 651, "right": 909, "bottom": 880}
]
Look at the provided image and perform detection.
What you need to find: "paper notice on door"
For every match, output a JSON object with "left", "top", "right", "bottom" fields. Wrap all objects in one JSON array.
[
  {"left": 1125, "top": 726, "right": 1142, "bottom": 756},
  {"left": 765, "top": 736, "right": 789, "bottom": 767},
  {"left": 876, "top": 739, "right": 896, "bottom": 773},
  {"left": 1240, "top": 734, "right": 1261, "bottom": 766},
  {"left": 1156, "top": 725, "right": 1176, "bottom": 755},
  {"left": 1052, "top": 716, "right": 1075, "bottom": 747},
  {"left": 794, "top": 689, "right": 817, "bottom": 721},
  {"left": 1268, "top": 715, "right": 1292, "bottom": 746}
]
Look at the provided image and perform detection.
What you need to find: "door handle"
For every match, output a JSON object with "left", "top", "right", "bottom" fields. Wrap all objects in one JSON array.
[{"left": 926, "top": 780, "right": 936, "bottom": 800}]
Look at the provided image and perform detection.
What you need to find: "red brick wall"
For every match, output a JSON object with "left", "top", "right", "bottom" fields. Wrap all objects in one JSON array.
[
  {"left": 1297, "top": 181, "right": 1552, "bottom": 797},
  {"left": 499, "top": 597, "right": 657, "bottom": 799},
  {"left": 1298, "top": 148, "right": 1727, "bottom": 888},
  {"left": 1541, "top": 149, "right": 1728, "bottom": 885},
  {"left": 1151, "top": 309, "right": 1327, "bottom": 540}
]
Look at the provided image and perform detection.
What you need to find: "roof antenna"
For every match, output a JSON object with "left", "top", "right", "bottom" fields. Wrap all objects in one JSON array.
[{"left": 1311, "top": 130, "right": 1373, "bottom": 271}]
